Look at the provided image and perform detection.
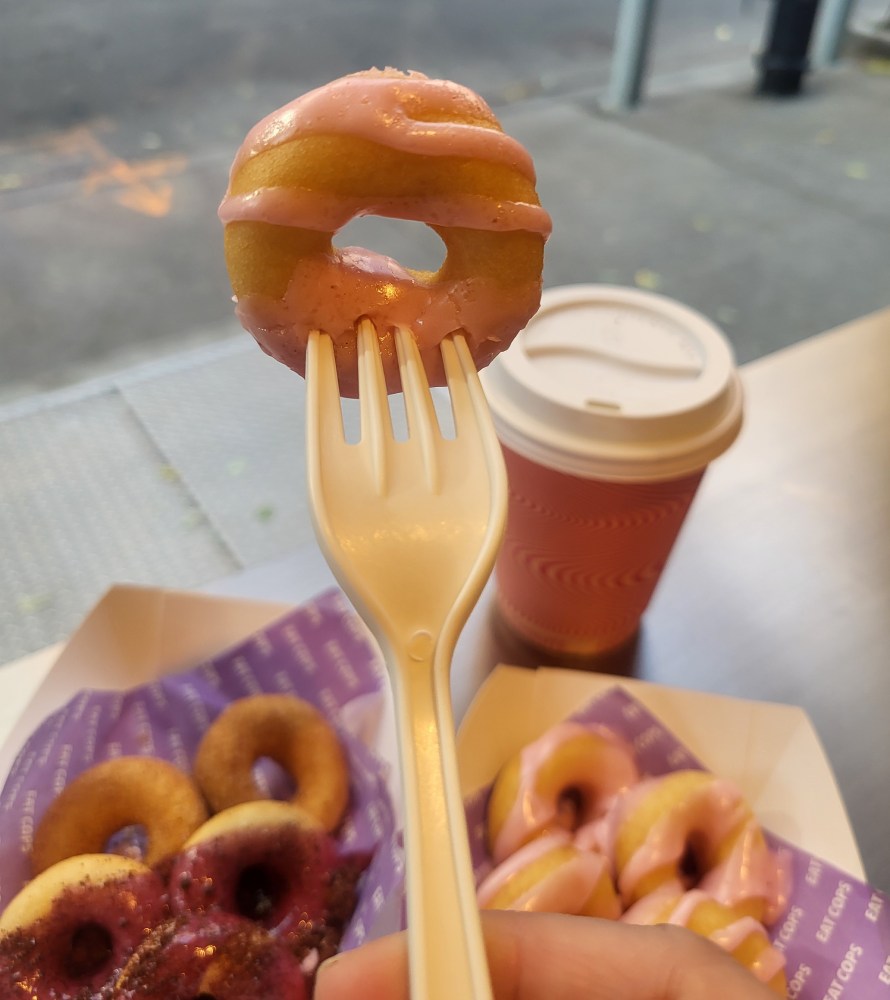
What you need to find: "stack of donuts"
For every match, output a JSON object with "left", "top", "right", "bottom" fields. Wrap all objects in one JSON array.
[
  {"left": 478, "top": 720, "right": 791, "bottom": 996},
  {"left": 0, "top": 694, "right": 367, "bottom": 1000}
]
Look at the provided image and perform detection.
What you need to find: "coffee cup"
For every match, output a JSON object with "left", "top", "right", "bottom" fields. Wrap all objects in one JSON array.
[{"left": 480, "top": 284, "right": 744, "bottom": 660}]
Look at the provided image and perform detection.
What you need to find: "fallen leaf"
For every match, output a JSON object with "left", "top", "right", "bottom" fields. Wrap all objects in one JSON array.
[
  {"left": 844, "top": 161, "right": 869, "bottom": 180},
  {"left": 634, "top": 268, "right": 662, "bottom": 291},
  {"left": 864, "top": 58, "right": 890, "bottom": 76},
  {"left": 181, "top": 508, "right": 206, "bottom": 528},
  {"left": 17, "top": 593, "right": 54, "bottom": 614}
]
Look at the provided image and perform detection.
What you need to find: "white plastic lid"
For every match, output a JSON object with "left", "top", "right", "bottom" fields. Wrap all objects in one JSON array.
[{"left": 481, "top": 285, "right": 744, "bottom": 482}]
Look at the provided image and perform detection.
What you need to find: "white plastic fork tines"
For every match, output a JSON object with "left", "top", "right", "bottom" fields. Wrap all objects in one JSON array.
[{"left": 306, "top": 319, "right": 506, "bottom": 999}]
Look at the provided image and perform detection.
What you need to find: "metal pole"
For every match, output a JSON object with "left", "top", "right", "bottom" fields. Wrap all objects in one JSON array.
[
  {"left": 757, "top": 0, "right": 824, "bottom": 95},
  {"left": 811, "top": 0, "right": 857, "bottom": 65},
  {"left": 602, "top": 0, "right": 660, "bottom": 111}
]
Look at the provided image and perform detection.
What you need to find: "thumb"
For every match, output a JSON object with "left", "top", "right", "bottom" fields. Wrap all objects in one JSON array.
[{"left": 315, "top": 910, "right": 777, "bottom": 1000}]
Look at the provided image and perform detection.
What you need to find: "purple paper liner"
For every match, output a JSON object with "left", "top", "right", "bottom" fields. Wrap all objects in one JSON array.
[
  {"left": 464, "top": 685, "right": 890, "bottom": 1000},
  {"left": 0, "top": 588, "right": 403, "bottom": 951}
]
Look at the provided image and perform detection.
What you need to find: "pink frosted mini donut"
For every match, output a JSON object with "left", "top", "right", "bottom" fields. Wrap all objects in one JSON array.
[
  {"left": 602, "top": 769, "right": 789, "bottom": 921},
  {"left": 486, "top": 721, "right": 638, "bottom": 863},
  {"left": 0, "top": 854, "right": 167, "bottom": 999},
  {"left": 220, "top": 67, "right": 551, "bottom": 396},
  {"left": 477, "top": 832, "right": 620, "bottom": 919},
  {"left": 623, "top": 888, "right": 787, "bottom": 996}
]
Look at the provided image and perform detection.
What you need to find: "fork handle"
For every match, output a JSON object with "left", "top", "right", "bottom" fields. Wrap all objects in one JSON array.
[{"left": 389, "top": 643, "right": 493, "bottom": 1000}]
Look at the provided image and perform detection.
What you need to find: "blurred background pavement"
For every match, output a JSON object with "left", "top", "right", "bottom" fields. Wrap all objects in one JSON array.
[{"left": 0, "top": 0, "right": 888, "bottom": 658}]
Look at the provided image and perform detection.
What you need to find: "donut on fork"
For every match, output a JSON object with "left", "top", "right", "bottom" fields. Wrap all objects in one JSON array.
[{"left": 220, "top": 67, "right": 551, "bottom": 396}]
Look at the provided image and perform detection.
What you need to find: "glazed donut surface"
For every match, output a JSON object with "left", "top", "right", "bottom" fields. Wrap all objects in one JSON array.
[
  {"left": 220, "top": 67, "right": 552, "bottom": 396},
  {"left": 30, "top": 755, "right": 209, "bottom": 873},
  {"left": 193, "top": 693, "right": 350, "bottom": 831}
]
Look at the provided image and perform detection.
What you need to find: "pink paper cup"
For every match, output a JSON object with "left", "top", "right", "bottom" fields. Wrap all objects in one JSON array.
[{"left": 481, "top": 285, "right": 744, "bottom": 659}]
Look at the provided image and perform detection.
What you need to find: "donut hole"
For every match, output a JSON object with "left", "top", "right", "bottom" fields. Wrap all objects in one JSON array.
[
  {"left": 234, "top": 863, "right": 285, "bottom": 922},
  {"left": 251, "top": 757, "right": 297, "bottom": 800},
  {"left": 338, "top": 375, "right": 457, "bottom": 444},
  {"left": 336, "top": 216, "right": 447, "bottom": 274},
  {"left": 105, "top": 823, "right": 149, "bottom": 861},
  {"left": 555, "top": 787, "right": 586, "bottom": 832},
  {"left": 64, "top": 922, "right": 114, "bottom": 979},
  {"left": 679, "top": 833, "right": 708, "bottom": 886}
]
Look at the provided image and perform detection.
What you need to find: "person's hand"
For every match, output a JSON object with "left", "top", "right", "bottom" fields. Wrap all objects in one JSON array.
[{"left": 315, "top": 910, "right": 777, "bottom": 1000}]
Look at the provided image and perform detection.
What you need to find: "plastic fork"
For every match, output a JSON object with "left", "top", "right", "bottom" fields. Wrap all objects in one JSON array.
[{"left": 306, "top": 319, "right": 505, "bottom": 999}]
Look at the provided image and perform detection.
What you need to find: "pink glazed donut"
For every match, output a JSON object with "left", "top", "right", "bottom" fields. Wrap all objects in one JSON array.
[
  {"left": 485, "top": 721, "right": 639, "bottom": 863},
  {"left": 219, "top": 67, "right": 551, "bottom": 396},
  {"left": 601, "top": 769, "right": 789, "bottom": 922}
]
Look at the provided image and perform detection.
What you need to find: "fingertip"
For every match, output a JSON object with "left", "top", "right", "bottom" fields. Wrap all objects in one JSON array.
[
  {"left": 313, "top": 933, "right": 410, "bottom": 1000},
  {"left": 313, "top": 953, "right": 341, "bottom": 999}
]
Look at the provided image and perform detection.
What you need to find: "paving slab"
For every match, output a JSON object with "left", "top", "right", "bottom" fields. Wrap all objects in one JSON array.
[
  {"left": 502, "top": 93, "right": 890, "bottom": 363},
  {"left": 626, "top": 65, "right": 890, "bottom": 226},
  {"left": 0, "top": 387, "right": 237, "bottom": 662}
]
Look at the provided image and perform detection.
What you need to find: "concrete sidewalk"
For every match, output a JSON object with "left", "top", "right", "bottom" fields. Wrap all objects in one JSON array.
[{"left": 1, "top": 7, "right": 889, "bottom": 662}]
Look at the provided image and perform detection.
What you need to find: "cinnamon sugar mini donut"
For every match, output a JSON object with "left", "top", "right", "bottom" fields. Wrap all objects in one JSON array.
[
  {"left": 477, "top": 832, "right": 620, "bottom": 920},
  {"left": 623, "top": 888, "right": 787, "bottom": 996},
  {"left": 486, "top": 721, "right": 638, "bottom": 863},
  {"left": 603, "top": 769, "right": 789, "bottom": 921},
  {"left": 219, "top": 67, "right": 551, "bottom": 397},
  {"left": 0, "top": 854, "right": 167, "bottom": 998},
  {"left": 194, "top": 694, "right": 350, "bottom": 831},
  {"left": 31, "top": 755, "right": 209, "bottom": 874},
  {"left": 169, "top": 801, "right": 368, "bottom": 965}
]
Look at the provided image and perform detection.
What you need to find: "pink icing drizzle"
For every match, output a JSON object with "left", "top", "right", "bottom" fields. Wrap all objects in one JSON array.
[
  {"left": 477, "top": 832, "right": 618, "bottom": 918},
  {"left": 623, "top": 889, "right": 786, "bottom": 985},
  {"left": 226, "top": 69, "right": 542, "bottom": 186}
]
